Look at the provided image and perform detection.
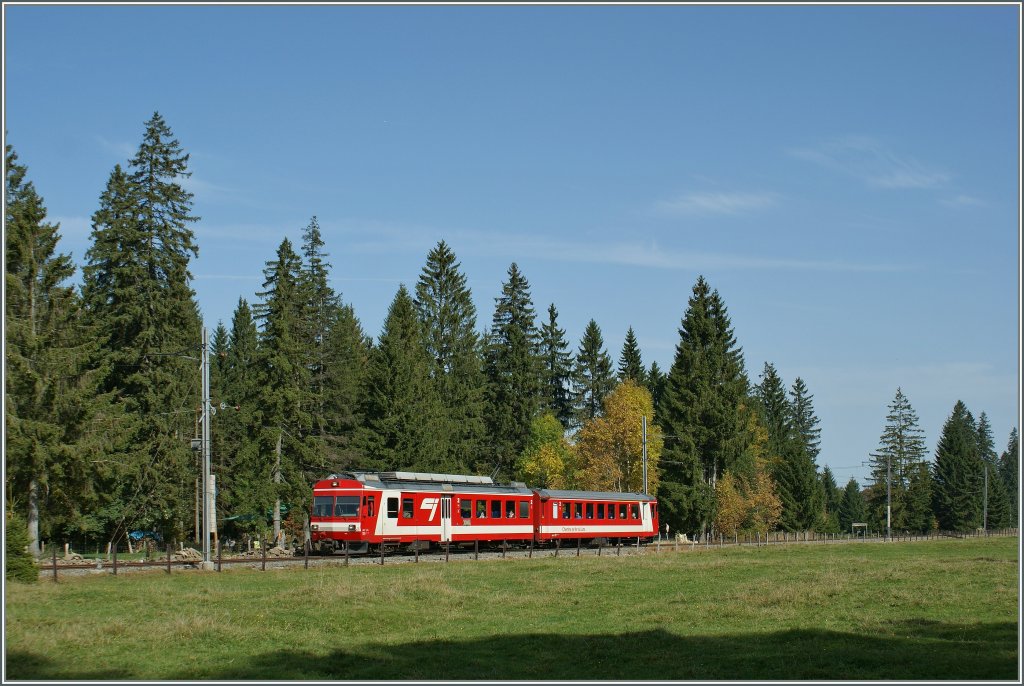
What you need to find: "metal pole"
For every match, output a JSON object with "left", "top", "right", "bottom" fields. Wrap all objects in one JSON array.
[
  {"left": 983, "top": 465, "right": 988, "bottom": 532},
  {"left": 886, "top": 450, "right": 891, "bottom": 543},
  {"left": 201, "top": 326, "right": 212, "bottom": 564},
  {"left": 642, "top": 416, "right": 648, "bottom": 495}
]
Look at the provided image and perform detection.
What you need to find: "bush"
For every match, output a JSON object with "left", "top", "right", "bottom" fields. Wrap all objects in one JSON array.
[{"left": 5, "top": 511, "right": 39, "bottom": 584}]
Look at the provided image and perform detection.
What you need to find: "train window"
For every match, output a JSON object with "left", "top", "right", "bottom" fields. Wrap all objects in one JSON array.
[
  {"left": 505, "top": 501, "right": 516, "bottom": 518},
  {"left": 597, "top": 503, "right": 605, "bottom": 519},
  {"left": 608, "top": 504, "right": 616, "bottom": 520},
  {"left": 365, "top": 497, "right": 375, "bottom": 518},
  {"left": 491, "top": 500, "right": 502, "bottom": 519},
  {"left": 387, "top": 497, "right": 398, "bottom": 519},
  {"left": 585, "top": 503, "right": 594, "bottom": 519},
  {"left": 619, "top": 504, "right": 627, "bottom": 519},
  {"left": 334, "top": 496, "right": 359, "bottom": 517},
  {"left": 562, "top": 502, "right": 571, "bottom": 519},
  {"left": 402, "top": 498, "right": 414, "bottom": 519},
  {"left": 519, "top": 501, "right": 529, "bottom": 518},
  {"left": 552, "top": 502, "right": 559, "bottom": 519},
  {"left": 476, "top": 500, "right": 486, "bottom": 518},
  {"left": 631, "top": 504, "right": 640, "bottom": 519},
  {"left": 461, "top": 499, "right": 471, "bottom": 519},
  {"left": 574, "top": 502, "right": 582, "bottom": 519},
  {"left": 313, "top": 496, "right": 332, "bottom": 517}
]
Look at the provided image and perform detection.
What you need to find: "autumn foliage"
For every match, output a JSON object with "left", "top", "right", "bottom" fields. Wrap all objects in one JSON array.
[{"left": 574, "top": 380, "right": 662, "bottom": 494}]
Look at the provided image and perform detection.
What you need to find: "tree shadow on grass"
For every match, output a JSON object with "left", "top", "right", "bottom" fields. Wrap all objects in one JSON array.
[{"left": 6, "top": 621, "right": 1016, "bottom": 681}]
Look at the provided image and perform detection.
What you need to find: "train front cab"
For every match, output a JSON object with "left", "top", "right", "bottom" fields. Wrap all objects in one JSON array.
[{"left": 310, "top": 476, "right": 378, "bottom": 554}]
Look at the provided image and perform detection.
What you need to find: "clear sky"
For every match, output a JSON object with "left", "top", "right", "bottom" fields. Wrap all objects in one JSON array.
[{"left": 4, "top": 3, "right": 1020, "bottom": 489}]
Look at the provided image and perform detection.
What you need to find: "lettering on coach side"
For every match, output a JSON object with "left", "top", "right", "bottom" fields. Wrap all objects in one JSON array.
[
  {"left": 560, "top": 527, "right": 585, "bottom": 533},
  {"left": 420, "top": 498, "right": 439, "bottom": 521}
]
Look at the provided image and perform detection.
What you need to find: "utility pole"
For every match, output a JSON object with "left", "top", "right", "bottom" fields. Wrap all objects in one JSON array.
[
  {"left": 200, "top": 326, "right": 213, "bottom": 567},
  {"left": 642, "top": 415, "right": 648, "bottom": 495},
  {"left": 886, "top": 450, "right": 892, "bottom": 542}
]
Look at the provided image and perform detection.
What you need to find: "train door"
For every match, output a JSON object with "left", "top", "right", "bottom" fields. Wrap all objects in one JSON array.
[
  {"left": 641, "top": 501, "right": 652, "bottom": 534},
  {"left": 440, "top": 495, "right": 452, "bottom": 542}
]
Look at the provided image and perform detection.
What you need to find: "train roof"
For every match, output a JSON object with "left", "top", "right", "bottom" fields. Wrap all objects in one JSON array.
[
  {"left": 322, "top": 471, "right": 534, "bottom": 496},
  {"left": 536, "top": 489, "right": 656, "bottom": 502}
]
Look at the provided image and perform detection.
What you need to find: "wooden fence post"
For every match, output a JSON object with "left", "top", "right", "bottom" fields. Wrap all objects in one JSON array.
[
  {"left": 345, "top": 541, "right": 350, "bottom": 566},
  {"left": 555, "top": 539, "right": 560, "bottom": 558},
  {"left": 217, "top": 539, "right": 222, "bottom": 572},
  {"left": 167, "top": 545, "right": 172, "bottom": 574},
  {"left": 529, "top": 539, "right": 533, "bottom": 559},
  {"left": 474, "top": 539, "right": 479, "bottom": 561},
  {"left": 52, "top": 546, "right": 58, "bottom": 583},
  {"left": 577, "top": 538, "right": 581, "bottom": 557},
  {"left": 112, "top": 544, "right": 118, "bottom": 576},
  {"left": 262, "top": 539, "right": 267, "bottom": 571},
  {"left": 415, "top": 541, "right": 419, "bottom": 563}
]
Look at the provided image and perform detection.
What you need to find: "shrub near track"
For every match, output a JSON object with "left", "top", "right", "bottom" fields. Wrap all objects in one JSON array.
[{"left": 4, "top": 537, "right": 1018, "bottom": 680}]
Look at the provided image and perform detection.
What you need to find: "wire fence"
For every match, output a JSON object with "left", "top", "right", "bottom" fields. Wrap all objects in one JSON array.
[{"left": 35, "top": 527, "right": 1019, "bottom": 582}]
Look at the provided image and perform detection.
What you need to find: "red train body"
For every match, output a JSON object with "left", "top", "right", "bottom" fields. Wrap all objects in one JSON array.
[{"left": 309, "top": 471, "right": 659, "bottom": 554}]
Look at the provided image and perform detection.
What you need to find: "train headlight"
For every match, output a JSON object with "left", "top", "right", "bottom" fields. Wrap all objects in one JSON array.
[
  {"left": 348, "top": 524, "right": 356, "bottom": 532},
  {"left": 311, "top": 524, "right": 319, "bottom": 531}
]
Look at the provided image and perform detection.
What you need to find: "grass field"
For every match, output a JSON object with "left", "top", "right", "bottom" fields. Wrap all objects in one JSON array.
[{"left": 4, "top": 537, "right": 1019, "bottom": 680}]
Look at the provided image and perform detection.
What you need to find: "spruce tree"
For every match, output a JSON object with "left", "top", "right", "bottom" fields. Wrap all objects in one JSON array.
[
  {"left": 837, "top": 479, "right": 867, "bottom": 533},
  {"left": 252, "top": 238, "right": 318, "bottom": 544},
  {"left": 976, "top": 413, "right": 1011, "bottom": 529},
  {"left": 573, "top": 319, "right": 615, "bottom": 425},
  {"left": 484, "top": 263, "right": 541, "bottom": 479},
  {"left": 217, "top": 298, "right": 262, "bottom": 521},
  {"left": 657, "top": 276, "right": 748, "bottom": 536},
  {"left": 5, "top": 143, "right": 111, "bottom": 553},
  {"left": 359, "top": 285, "right": 445, "bottom": 472},
  {"left": 998, "top": 428, "right": 1018, "bottom": 521},
  {"left": 539, "top": 304, "right": 574, "bottom": 430},
  {"left": 932, "top": 400, "right": 984, "bottom": 531},
  {"left": 867, "top": 388, "right": 928, "bottom": 533},
  {"left": 298, "top": 216, "right": 341, "bottom": 445},
  {"left": 322, "top": 304, "right": 370, "bottom": 471},
  {"left": 618, "top": 327, "right": 646, "bottom": 385},
  {"left": 646, "top": 361, "right": 667, "bottom": 418},
  {"left": 80, "top": 112, "right": 202, "bottom": 542},
  {"left": 818, "top": 466, "right": 842, "bottom": 533},
  {"left": 904, "top": 460, "right": 935, "bottom": 533},
  {"left": 414, "top": 241, "right": 487, "bottom": 473},
  {"left": 789, "top": 377, "right": 821, "bottom": 462}
]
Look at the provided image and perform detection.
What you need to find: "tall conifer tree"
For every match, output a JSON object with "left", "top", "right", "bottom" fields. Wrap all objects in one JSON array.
[
  {"left": 81, "top": 112, "right": 202, "bottom": 541},
  {"left": 573, "top": 319, "right": 615, "bottom": 425},
  {"left": 539, "top": 304, "right": 574, "bottom": 430},
  {"left": 322, "top": 304, "right": 370, "bottom": 471},
  {"left": 5, "top": 143, "right": 112, "bottom": 552},
  {"left": 867, "top": 388, "right": 928, "bottom": 532},
  {"left": 252, "top": 238, "right": 317, "bottom": 543},
  {"left": 618, "top": 327, "right": 646, "bottom": 385},
  {"left": 998, "top": 428, "right": 1018, "bottom": 521},
  {"left": 414, "top": 241, "right": 487, "bottom": 473},
  {"left": 932, "top": 400, "right": 984, "bottom": 531},
  {"left": 484, "top": 263, "right": 541, "bottom": 479},
  {"left": 359, "top": 286, "right": 445, "bottom": 471},
  {"left": 658, "top": 276, "right": 748, "bottom": 536}
]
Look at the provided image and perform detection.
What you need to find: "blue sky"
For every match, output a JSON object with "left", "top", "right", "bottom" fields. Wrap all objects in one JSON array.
[{"left": 4, "top": 4, "right": 1020, "bottom": 489}]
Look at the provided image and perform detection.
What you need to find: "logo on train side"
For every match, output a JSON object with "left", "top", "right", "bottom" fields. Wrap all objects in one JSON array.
[{"left": 421, "top": 498, "right": 439, "bottom": 521}]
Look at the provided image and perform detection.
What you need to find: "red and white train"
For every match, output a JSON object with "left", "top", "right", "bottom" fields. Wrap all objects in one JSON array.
[{"left": 309, "top": 471, "right": 659, "bottom": 554}]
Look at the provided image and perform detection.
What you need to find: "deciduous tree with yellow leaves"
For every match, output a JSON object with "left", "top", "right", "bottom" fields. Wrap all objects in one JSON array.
[
  {"left": 518, "top": 412, "right": 576, "bottom": 489},
  {"left": 575, "top": 380, "right": 662, "bottom": 494}
]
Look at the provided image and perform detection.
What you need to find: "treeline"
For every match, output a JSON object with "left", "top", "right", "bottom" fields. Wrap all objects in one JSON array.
[{"left": 5, "top": 113, "right": 1018, "bottom": 557}]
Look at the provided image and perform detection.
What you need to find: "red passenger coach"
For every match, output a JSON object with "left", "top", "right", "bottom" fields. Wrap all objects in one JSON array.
[
  {"left": 535, "top": 489, "right": 658, "bottom": 545},
  {"left": 310, "top": 471, "right": 659, "bottom": 555}
]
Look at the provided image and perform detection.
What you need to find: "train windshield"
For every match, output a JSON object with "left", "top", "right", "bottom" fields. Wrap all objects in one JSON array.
[
  {"left": 313, "top": 496, "right": 333, "bottom": 517},
  {"left": 312, "top": 495, "right": 361, "bottom": 518}
]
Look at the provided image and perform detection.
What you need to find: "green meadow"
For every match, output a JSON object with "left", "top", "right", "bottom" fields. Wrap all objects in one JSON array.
[{"left": 5, "top": 537, "right": 1018, "bottom": 680}]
